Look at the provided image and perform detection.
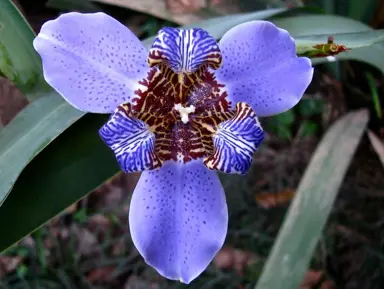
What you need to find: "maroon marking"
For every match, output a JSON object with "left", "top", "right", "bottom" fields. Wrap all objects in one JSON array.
[{"left": 123, "top": 65, "right": 234, "bottom": 164}]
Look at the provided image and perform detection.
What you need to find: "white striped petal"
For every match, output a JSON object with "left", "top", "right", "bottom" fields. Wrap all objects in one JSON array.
[
  {"left": 204, "top": 102, "right": 264, "bottom": 175},
  {"left": 148, "top": 27, "right": 222, "bottom": 73},
  {"left": 99, "top": 105, "right": 161, "bottom": 173}
]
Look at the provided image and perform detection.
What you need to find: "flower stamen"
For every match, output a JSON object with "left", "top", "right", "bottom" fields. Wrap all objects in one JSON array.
[{"left": 174, "top": 103, "right": 195, "bottom": 124}]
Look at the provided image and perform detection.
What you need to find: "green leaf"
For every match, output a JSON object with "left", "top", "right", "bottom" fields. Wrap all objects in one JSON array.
[
  {"left": 184, "top": 8, "right": 288, "bottom": 30},
  {"left": 271, "top": 15, "right": 384, "bottom": 73},
  {"left": 345, "top": 0, "right": 379, "bottom": 23},
  {"left": 0, "top": 0, "right": 47, "bottom": 98},
  {"left": 272, "top": 14, "right": 372, "bottom": 36},
  {"left": 16, "top": 264, "right": 28, "bottom": 278},
  {"left": 255, "top": 109, "right": 369, "bottom": 289},
  {"left": 273, "top": 110, "right": 296, "bottom": 126},
  {"left": 320, "top": 0, "right": 335, "bottom": 14},
  {"left": 302, "top": 0, "right": 379, "bottom": 23},
  {"left": 73, "top": 208, "right": 88, "bottom": 223},
  {"left": 275, "top": 126, "right": 293, "bottom": 141},
  {"left": 295, "top": 29, "right": 384, "bottom": 56},
  {"left": 366, "top": 72, "right": 382, "bottom": 119},
  {"left": 0, "top": 94, "right": 84, "bottom": 206},
  {"left": 267, "top": 110, "right": 296, "bottom": 140},
  {"left": 299, "top": 120, "right": 318, "bottom": 137},
  {"left": 298, "top": 99, "right": 324, "bottom": 117},
  {"left": 0, "top": 113, "right": 118, "bottom": 252},
  {"left": 141, "top": 8, "right": 300, "bottom": 48}
]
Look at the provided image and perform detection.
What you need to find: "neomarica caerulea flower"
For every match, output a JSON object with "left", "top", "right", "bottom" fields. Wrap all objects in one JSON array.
[{"left": 34, "top": 12, "right": 313, "bottom": 284}]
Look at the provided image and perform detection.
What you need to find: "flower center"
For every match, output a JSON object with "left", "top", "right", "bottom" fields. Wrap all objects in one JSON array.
[
  {"left": 115, "top": 27, "right": 235, "bottom": 164},
  {"left": 174, "top": 104, "right": 196, "bottom": 124},
  {"left": 118, "top": 63, "right": 232, "bottom": 164}
]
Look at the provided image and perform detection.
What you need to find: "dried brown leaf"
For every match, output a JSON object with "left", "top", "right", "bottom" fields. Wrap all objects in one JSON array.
[
  {"left": 87, "top": 266, "right": 115, "bottom": 282},
  {"left": 19, "top": 235, "right": 35, "bottom": 248},
  {"left": 299, "top": 270, "right": 323, "bottom": 288},
  {"left": 255, "top": 189, "right": 295, "bottom": 209},
  {"left": 74, "top": 227, "right": 99, "bottom": 256},
  {"left": 111, "top": 238, "right": 125, "bottom": 256},
  {"left": 87, "top": 214, "right": 111, "bottom": 241},
  {"left": 88, "top": 214, "right": 110, "bottom": 229},
  {"left": 0, "top": 255, "right": 23, "bottom": 273},
  {"left": 319, "top": 280, "right": 336, "bottom": 289},
  {"left": 0, "top": 77, "right": 28, "bottom": 126},
  {"left": 213, "top": 247, "right": 234, "bottom": 269},
  {"left": 166, "top": 0, "right": 207, "bottom": 14},
  {"left": 65, "top": 202, "right": 78, "bottom": 214},
  {"left": 92, "top": 0, "right": 204, "bottom": 25},
  {"left": 123, "top": 15, "right": 148, "bottom": 38},
  {"left": 90, "top": 173, "right": 132, "bottom": 210},
  {"left": 125, "top": 275, "right": 160, "bottom": 289},
  {"left": 214, "top": 246, "right": 258, "bottom": 274},
  {"left": 92, "top": 0, "right": 239, "bottom": 25}
]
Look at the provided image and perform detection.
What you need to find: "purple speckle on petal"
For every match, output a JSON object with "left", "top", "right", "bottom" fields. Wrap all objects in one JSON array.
[
  {"left": 129, "top": 161, "right": 228, "bottom": 283},
  {"left": 33, "top": 12, "right": 150, "bottom": 113},
  {"left": 215, "top": 21, "right": 313, "bottom": 117}
]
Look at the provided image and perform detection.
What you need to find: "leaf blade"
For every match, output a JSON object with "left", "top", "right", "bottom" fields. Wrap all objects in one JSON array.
[
  {"left": 141, "top": 8, "right": 290, "bottom": 48},
  {"left": 255, "top": 109, "right": 369, "bottom": 289},
  {"left": 0, "top": 0, "right": 46, "bottom": 97},
  {"left": 0, "top": 113, "right": 119, "bottom": 252},
  {"left": 271, "top": 15, "right": 384, "bottom": 73},
  {"left": 0, "top": 94, "right": 84, "bottom": 205},
  {"left": 367, "top": 130, "right": 384, "bottom": 168}
]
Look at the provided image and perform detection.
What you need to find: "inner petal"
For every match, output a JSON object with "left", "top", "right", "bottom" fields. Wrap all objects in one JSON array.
[
  {"left": 204, "top": 102, "right": 264, "bottom": 175},
  {"left": 99, "top": 103, "right": 162, "bottom": 173},
  {"left": 148, "top": 27, "right": 222, "bottom": 74}
]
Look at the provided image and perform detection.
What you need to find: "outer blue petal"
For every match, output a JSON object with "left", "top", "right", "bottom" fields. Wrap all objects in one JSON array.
[
  {"left": 215, "top": 21, "right": 314, "bottom": 117},
  {"left": 33, "top": 12, "right": 149, "bottom": 113},
  {"left": 204, "top": 102, "right": 264, "bottom": 175},
  {"left": 129, "top": 160, "right": 228, "bottom": 283},
  {"left": 99, "top": 107, "right": 161, "bottom": 173}
]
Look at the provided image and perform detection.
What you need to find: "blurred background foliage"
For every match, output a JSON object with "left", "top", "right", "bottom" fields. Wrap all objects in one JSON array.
[{"left": 0, "top": 0, "right": 384, "bottom": 288}]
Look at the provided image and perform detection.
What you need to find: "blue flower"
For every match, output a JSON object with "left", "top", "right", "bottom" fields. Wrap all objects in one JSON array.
[{"left": 33, "top": 12, "right": 313, "bottom": 283}]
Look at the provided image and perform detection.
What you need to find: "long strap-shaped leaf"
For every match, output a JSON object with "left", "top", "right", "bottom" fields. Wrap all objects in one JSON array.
[
  {"left": 0, "top": 95, "right": 84, "bottom": 206},
  {"left": 0, "top": 0, "right": 47, "bottom": 97},
  {"left": 271, "top": 15, "right": 384, "bottom": 73},
  {"left": 255, "top": 109, "right": 369, "bottom": 289}
]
